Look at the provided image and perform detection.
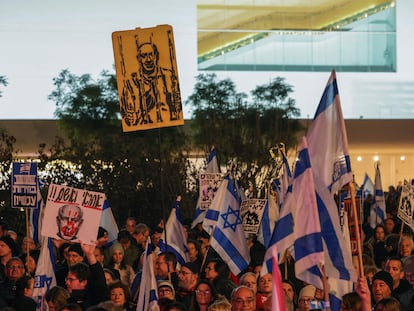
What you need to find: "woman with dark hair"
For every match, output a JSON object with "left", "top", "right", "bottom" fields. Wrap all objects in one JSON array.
[
  {"left": 189, "top": 279, "right": 217, "bottom": 311},
  {"left": 373, "top": 297, "right": 401, "bottom": 311},
  {"left": 341, "top": 292, "right": 362, "bottom": 311},
  {"left": 282, "top": 279, "right": 297, "bottom": 311},
  {"left": 108, "top": 280, "right": 133, "bottom": 311},
  {"left": 45, "top": 286, "right": 70, "bottom": 311},
  {"left": 188, "top": 239, "right": 203, "bottom": 266},
  {"left": 204, "top": 258, "right": 230, "bottom": 285},
  {"left": 108, "top": 242, "right": 135, "bottom": 287}
]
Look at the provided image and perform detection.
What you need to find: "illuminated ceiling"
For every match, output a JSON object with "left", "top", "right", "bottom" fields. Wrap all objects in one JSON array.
[{"left": 197, "top": 0, "right": 393, "bottom": 58}]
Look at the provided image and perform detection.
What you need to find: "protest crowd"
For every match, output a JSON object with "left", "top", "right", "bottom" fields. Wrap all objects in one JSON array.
[
  {"left": 1, "top": 179, "right": 414, "bottom": 311},
  {"left": 1, "top": 71, "right": 413, "bottom": 311}
]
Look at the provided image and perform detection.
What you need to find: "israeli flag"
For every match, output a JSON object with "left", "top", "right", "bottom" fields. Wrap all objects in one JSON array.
[
  {"left": 137, "top": 237, "right": 159, "bottom": 311},
  {"left": 370, "top": 163, "right": 386, "bottom": 228},
  {"left": 209, "top": 175, "right": 250, "bottom": 275},
  {"left": 158, "top": 198, "right": 190, "bottom": 265},
  {"left": 99, "top": 200, "right": 119, "bottom": 245}
]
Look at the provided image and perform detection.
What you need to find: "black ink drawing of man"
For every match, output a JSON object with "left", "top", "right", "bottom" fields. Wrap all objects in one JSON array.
[{"left": 130, "top": 38, "right": 181, "bottom": 125}]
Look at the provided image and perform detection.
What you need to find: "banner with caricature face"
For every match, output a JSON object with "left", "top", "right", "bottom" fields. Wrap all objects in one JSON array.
[{"left": 41, "top": 184, "right": 105, "bottom": 245}]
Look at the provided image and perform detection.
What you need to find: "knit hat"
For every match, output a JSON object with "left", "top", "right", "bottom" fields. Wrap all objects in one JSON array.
[
  {"left": 181, "top": 262, "right": 200, "bottom": 274},
  {"left": 67, "top": 243, "right": 84, "bottom": 257},
  {"left": 0, "top": 235, "right": 19, "bottom": 256},
  {"left": 299, "top": 285, "right": 316, "bottom": 300},
  {"left": 158, "top": 280, "right": 175, "bottom": 296},
  {"left": 372, "top": 270, "right": 393, "bottom": 291},
  {"left": 110, "top": 242, "right": 125, "bottom": 256},
  {"left": 97, "top": 226, "right": 108, "bottom": 239}
]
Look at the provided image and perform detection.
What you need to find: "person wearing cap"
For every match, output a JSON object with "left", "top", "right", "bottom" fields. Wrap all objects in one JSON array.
[
  {"left": 0, "top": 235, "right": 20, "bottom": 281},
  {"left": 96, "top": 226, "right": 109, "bottom": 248},
  {"left": 113, "top": 229, "right": 140, "bottom": 271},
  {"left": 108, "top": 241, "right": 135, "bottom": 287},
  {"left": 399, "top": 255, "right": 414, "bottom": 310},
  {"left": 56, "top": 243, "right": 86, "bottom": 288},
  {"left": 297, "top": 285, "right": 316, "bottom": 311},
  {"left": 65, "top": 242, "right": 108, "bottom": 309},
  {"left": 158, "top": 281, "right": 176, "bottom": 311},
  {"left": 176, "top": 262, "right": 200, "bottom": 309},
  {"left": 371, "top": 270, "right": 393, "bottom": 304}
]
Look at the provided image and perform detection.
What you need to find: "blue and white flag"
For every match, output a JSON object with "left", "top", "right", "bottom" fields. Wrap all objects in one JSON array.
[
  {"left": 257, "top": 192, "right": 278, "bottom": 248},
  {"left": 192, "top": 148, "right": 220, "bottom": 228},
  {"left": 370, "top": 163, "right": 386, "bottom": 228},
  {"left": 258, "top": 151, "right": 291, "bottom": 248},
  {"left": 202, "top": 175, "right": 241, "bottom": 235},
  {"left": 30, "top": 181, "right": 45, "bottom": 245},
  {"left": 99, "top": 200, "right": 119, "bottom": 245},
  {"left": 306, "top": 70, "right": 357, "bottom": 311},
  {"left": 307, "top": 70, "right": 353, "bottom": 195},
  {"left": 32, "top": 237, "right": 56, "bottom": 311},
  {"left": 292, "top": 137, "right": 324, "bottom": 288},
  {"left": 361, "top": 173, "right": 375, "bottom": 198},
  {"left": 158, "top": 198, "right": 190, "bottom": 266},
  {"left": 262, "top": 137, "right": 324, "bottom": 284},
  {"left": 209, "top": 175, "right": 250, "bottom": 275},
  {"left": 136, "top": 237, "right": 159, "bottom": 311}
]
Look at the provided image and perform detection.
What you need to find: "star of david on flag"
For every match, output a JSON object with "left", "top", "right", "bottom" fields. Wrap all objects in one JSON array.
[
  {"left": 209, "top": 175, "right": 250, "bottom": 276},
  {"left": 221, "top": 205, "right": 242, "bottom": 231}
]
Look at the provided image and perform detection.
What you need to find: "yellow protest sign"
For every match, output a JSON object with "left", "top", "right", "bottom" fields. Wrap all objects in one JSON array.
[{"left": 112, "top": 25, "right": 183, "bottom": 132}]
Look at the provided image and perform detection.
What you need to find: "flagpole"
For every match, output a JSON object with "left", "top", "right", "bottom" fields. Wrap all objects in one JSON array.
[
  {"left": 25, "top": 208, "right": 30, "bottom": 275},
  {"left": 349, "top": 181, "right": 364, "bottom": 278}
]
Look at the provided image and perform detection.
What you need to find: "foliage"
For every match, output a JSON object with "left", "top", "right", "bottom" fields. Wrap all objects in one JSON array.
[
  {"left": 0, "top": 129, "right": 26, "bottom": 236},
  {"left": 0, "top": 75, "right": 8, "bottom": 98},
  {"left": 46, "top": 69, "right": 191, "bottom": 227},
  {"left": 185, "top": 73, "right": 303, "bottom": 196}
]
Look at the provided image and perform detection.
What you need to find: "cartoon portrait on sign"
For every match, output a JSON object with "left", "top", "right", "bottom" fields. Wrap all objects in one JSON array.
[
  {"left": 41, "top": 184, "right": 106, "bottom": 245},
  {"left": 56, "top": 204, "right": 84, "bottom": 240},
  {"left": 112, "top": 24, "right": 183, "bottom": 132},
  {"left": 199, "top": 173, "right": 222, "bottom": 210},
  {"left": 240, "top": 199, "right": 267, "bottom": 234}
]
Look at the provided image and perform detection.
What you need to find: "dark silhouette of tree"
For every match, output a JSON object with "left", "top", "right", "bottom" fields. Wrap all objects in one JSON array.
[
  {"left": 185, "top": 73, "right": 302, "bottom": 196},
  {"left": 0, "top": 129, "right": 25, "bottom": 235},
  {"left": 46, "top": 69, "right": 191, "bottom": 227},
  {"left": 0, "top": 75, "right": 8, "bottom": 97}
]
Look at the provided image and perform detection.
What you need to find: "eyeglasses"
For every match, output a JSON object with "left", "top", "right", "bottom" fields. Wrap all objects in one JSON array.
[
  {"left": 65, "top": 277, "right": 79, "bottom": 283},
  {"left": 299, "top": 298, "right": 311, "bottom": 304},
  {"left": 6, "top": 265, "right": 24, "bottom": 270},
  {"left": 178, "top": 270, "right": 193, "bottom": 276},
  {"left": 233, "top": 298, "right": 255, "bottom": 305},
  {"left": 195, "top": 289, "right": 211, "bottom": 295}
]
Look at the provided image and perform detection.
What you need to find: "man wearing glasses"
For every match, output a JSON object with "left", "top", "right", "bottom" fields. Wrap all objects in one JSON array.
[
  {"left": 64, "top": 242, "right": 108, "bottom": 309},
  {"left": 176, "top": 262, "right": 200, "bottom": 309},
  {"left": 231, "top": 285, "right": 256, "bottom": 311},
  {"left": 0, "top": 257, "right": 26, "bottom": 306}
]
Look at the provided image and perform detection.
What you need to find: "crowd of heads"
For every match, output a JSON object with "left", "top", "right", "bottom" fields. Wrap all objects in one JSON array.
[{"left": 1, "top": 182, "right": 414, "bottom": 311}]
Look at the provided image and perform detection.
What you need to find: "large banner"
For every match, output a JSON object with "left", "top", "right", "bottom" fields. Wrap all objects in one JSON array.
[
  {"left": 112, "top": 24, "right": 183, "bottom": 132},
  {"left": 41, "top": 184, "right": 105, "bottom": 245},
  {"left": 11, "top": 162, "right": 38, "bottom": 209}
]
